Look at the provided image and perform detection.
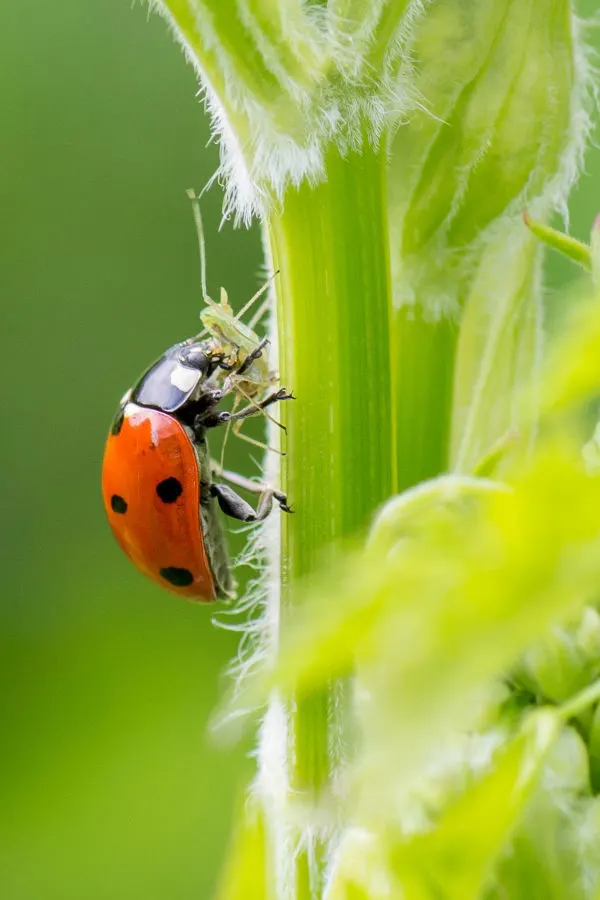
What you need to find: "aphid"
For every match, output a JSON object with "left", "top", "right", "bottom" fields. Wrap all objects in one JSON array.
[
  {"left": 102, "top": 220, "right": 292, "bottom": 602},
  {"left": 186, "top": 190, "right": 284, "bottom": 457}
]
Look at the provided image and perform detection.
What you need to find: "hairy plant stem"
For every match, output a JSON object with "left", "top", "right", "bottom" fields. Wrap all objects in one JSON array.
[
  {"left": 393, "top": 309, "right": 458, "bottom": 491},
  {"left": 268, "top": 144, "right": 395, "bottom": 897}
]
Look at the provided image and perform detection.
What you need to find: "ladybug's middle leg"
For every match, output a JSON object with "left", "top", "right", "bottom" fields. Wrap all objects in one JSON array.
[
  {"left": 211, "top": 461, "right": 289, "bottom": 508},
  {"left": 210, "top": 482, "right": 291, "bottom": 522},
  {"left": 233, "top": 337, "right": 269, "bottom": 377}
]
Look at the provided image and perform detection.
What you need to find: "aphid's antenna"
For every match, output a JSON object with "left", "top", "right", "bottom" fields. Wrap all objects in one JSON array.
[
  {"left": 186, "top": 188, "right": 215, "bottom": 306},
  {"left": 235, "top": 269, "right": 280, "bottom": 322}
]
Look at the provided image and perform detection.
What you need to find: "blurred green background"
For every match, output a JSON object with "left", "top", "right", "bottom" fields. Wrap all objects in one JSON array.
[
  {"left": 1, "top": 1, "right": 599, "bottom": 898},
  {"left": 0, "top": 1, "right": 263, "bottom": 897}
]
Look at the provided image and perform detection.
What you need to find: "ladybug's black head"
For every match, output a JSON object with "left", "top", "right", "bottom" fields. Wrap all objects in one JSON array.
[
  {"left": 177, "top": 343, "right": 214, "bottom": 375},
  {"left": 131, "top": 340, "right": 209, "bottom": 414}
]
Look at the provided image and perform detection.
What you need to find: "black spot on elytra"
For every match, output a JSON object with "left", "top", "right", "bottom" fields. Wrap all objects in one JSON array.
[
  {"left": 156, "top": 477, "right": 183, "bottom": 503},
  {"left": 160, "top": 566, "right": 193, "bottom": 587},
  {"left": 111, "top": 494, "right": 127, "bottom": 514}
]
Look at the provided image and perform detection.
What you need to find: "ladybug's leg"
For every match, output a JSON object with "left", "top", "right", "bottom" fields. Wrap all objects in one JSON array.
[
  {"left": 232, "top": 383, "right": 287, "bottom": 432},
  {"left": 211, "top": 387, "right": 294, "bottom": 428},
  {"left": 219, "top": 383, "right": 287, "bottom": 459},
  {"left": 211, "top": 483, "right": 291, "bottom": 522},
  {"left": 233, "top": 337, "right": 269, "bottom": 377},
  {"left": 247, "top": 295, "right": 271, "bottom": 331},
  {"left": 211, "top": 461, "right": 289, "bottom": 509},
  {"left": 196, "top": 387, "right": 292, "bottom": 432}
]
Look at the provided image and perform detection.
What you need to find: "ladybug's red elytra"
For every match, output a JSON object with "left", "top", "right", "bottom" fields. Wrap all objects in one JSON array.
[{"left": 102, "top": 338, "right": 292, "bottom": 602}]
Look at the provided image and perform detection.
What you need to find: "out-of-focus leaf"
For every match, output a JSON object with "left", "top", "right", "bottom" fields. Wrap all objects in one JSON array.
[
  {"left": 231, "top": 437, "right": 600, "bottom": 823},
  {"left": 213, "top": 795, "right": 269, "bottom": 900},
  {"left": 391, "top": 712, "right": 560, "bottom": 900},
  {"left": 517, "top": 624, "right": 600, "bottom": 706},
  {"left": 485, "top": 730, "right": 600, "bottom": 900},
  {"left": 258, "top": 439, "right": 600, "bottom": 696},
  {"left": 369, "top": 474, "right": 508, "bottom": 557},
  {"left": 539, "top": 297, "right": 600, "bottom": 416},
  {"left": 325, "top": 831, "right": 395, "bottom": 900}
]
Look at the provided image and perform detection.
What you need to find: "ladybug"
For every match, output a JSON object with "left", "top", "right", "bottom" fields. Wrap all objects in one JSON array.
[{"left": 102, "top": 338, "right": 291, "bottom": 602}]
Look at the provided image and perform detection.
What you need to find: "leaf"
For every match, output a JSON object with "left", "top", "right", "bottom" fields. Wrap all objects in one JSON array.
[
  {"left": 325, "top": 830, "right": 396, "bottom": 900},
  {"left": 391, "top": 712, "right": 560, "bottom": 900},
  {"left": 485, "top": 729, "right": 598, "bottom": 900},
  {"left": 213, "top": 795, "right": 269, "bottom": 900},
  {"left": 235, "top": 438, "right": 600, "bottom": 819},
  {"left": 539, "top": 296, "right": 600, "bottom": 416}
]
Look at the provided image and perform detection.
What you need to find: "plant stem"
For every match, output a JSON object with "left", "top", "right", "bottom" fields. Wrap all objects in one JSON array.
[
  {"left": 393, "top": 308, "right": 457, "bottom": 491},
  {"left": 268, "top": 143, "right": 394, "bottom": 896},
  {"left": 557, "top": 678, "right": 600, "bottom": 724}
]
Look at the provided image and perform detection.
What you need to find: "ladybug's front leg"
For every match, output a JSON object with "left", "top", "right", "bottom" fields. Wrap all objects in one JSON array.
[
  {"left": 232, "top": 336, "right": 269, "bottom": 377},
  {"left": 211, "top": 482, "right": 291, "bottom": 522}
]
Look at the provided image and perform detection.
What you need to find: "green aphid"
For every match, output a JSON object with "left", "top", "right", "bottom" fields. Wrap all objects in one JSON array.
[{"left": 186, "top": 189, "right": 287, "bottom": 459}]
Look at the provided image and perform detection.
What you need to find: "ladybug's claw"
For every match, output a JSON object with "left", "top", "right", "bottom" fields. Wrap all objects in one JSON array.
[
  {"left": 273, "top": 489, "right": 292, "bottom": 513},
  {"left": 274, "top": 388, "right": 294, "bottom": 402}
]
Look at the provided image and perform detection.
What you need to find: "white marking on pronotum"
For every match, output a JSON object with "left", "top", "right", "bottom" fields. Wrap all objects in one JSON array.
[{"left": 170, "top": 365, "right": 199, "bottom": 393}]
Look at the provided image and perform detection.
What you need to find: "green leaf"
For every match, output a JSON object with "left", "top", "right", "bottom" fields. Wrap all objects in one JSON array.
[
  {"left": 539, "top": 295, "right": 600, "bottom": 416},
  {"left": 326, "top": 831, "right": 395, "bottom": 900},
  {"left": 213, "top": 795, "right": 270, "bottom": 900},
  {"left": 485, "top": 730, "right": 598, "bottom": 900},
  {"left": 233, "top": 436, "right": 600, "bottom": 821},
  {"left": 391, "top": 712, "right": 560, "bottom": 900},
  {"left": 387, "top": 0, "right": 586, "bottom": 477}
]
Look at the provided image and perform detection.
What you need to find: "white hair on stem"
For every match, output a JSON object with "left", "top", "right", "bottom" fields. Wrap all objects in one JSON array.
[{"left": 150, "top": 0, "right": 424, "bottom": 223}]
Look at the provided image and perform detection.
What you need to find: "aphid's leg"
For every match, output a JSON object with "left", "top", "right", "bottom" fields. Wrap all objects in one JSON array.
[
  {"left": 211, "top": 482, "right": 291, "bottom": 521},
  {"left": 230, "top": 424, "right": 286, "bottom": 457},
  {"left": 234, "top": 270, "right": 280, "bottom": 323},
  {"left": 247, "top": 296, "right": 271, "bottom": 331},
  {"left": 219, "top": 395, "right": 239, "bottom": 470},
  {"left": 232, "top": 384, "right": 287, "bottom": 433},
  {"left": 225, "top": 386, "right": 287, "bottom": 455}
]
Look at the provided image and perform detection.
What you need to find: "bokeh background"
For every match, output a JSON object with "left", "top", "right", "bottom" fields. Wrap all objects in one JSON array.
[{"left": 1, "top": 2, "right": 599, "bottom": 898}]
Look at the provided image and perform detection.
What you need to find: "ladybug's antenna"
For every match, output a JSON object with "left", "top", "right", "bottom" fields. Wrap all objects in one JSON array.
[{"left": 186, "top": 189, "right": 214, "bottom": 306}]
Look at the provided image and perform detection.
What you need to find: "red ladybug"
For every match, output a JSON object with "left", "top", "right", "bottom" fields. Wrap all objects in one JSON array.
[{"left": 102, "top": 339, "right": 291, "bottom": 602}]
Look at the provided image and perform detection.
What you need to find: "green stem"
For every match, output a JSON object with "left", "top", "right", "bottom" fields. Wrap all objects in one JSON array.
[
  {"left": 556, "top": 678, "right": 600, "bottom": 724},
  {"left": 268, "top": 143, "right": 394, "bottom": 896},
  {"left": 393, "top": 308, "right": 457, "bottom": 491}
]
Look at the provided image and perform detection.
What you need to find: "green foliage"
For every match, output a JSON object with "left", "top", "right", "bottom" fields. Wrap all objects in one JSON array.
[
  {"left": 223, "top": 296, "right": 600, "bottom": 897},
  {"left": 389, "top": 714, "right": 561, "bottom": 899},
  {"left": 214, "top": 798, "right": 269, "bottom": 900},
  {"left": 147, "top": 1, "right": 600, "bottom": 899},
  {"left": 153, "top": 0, "right": 418, "bottom": 219}
]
